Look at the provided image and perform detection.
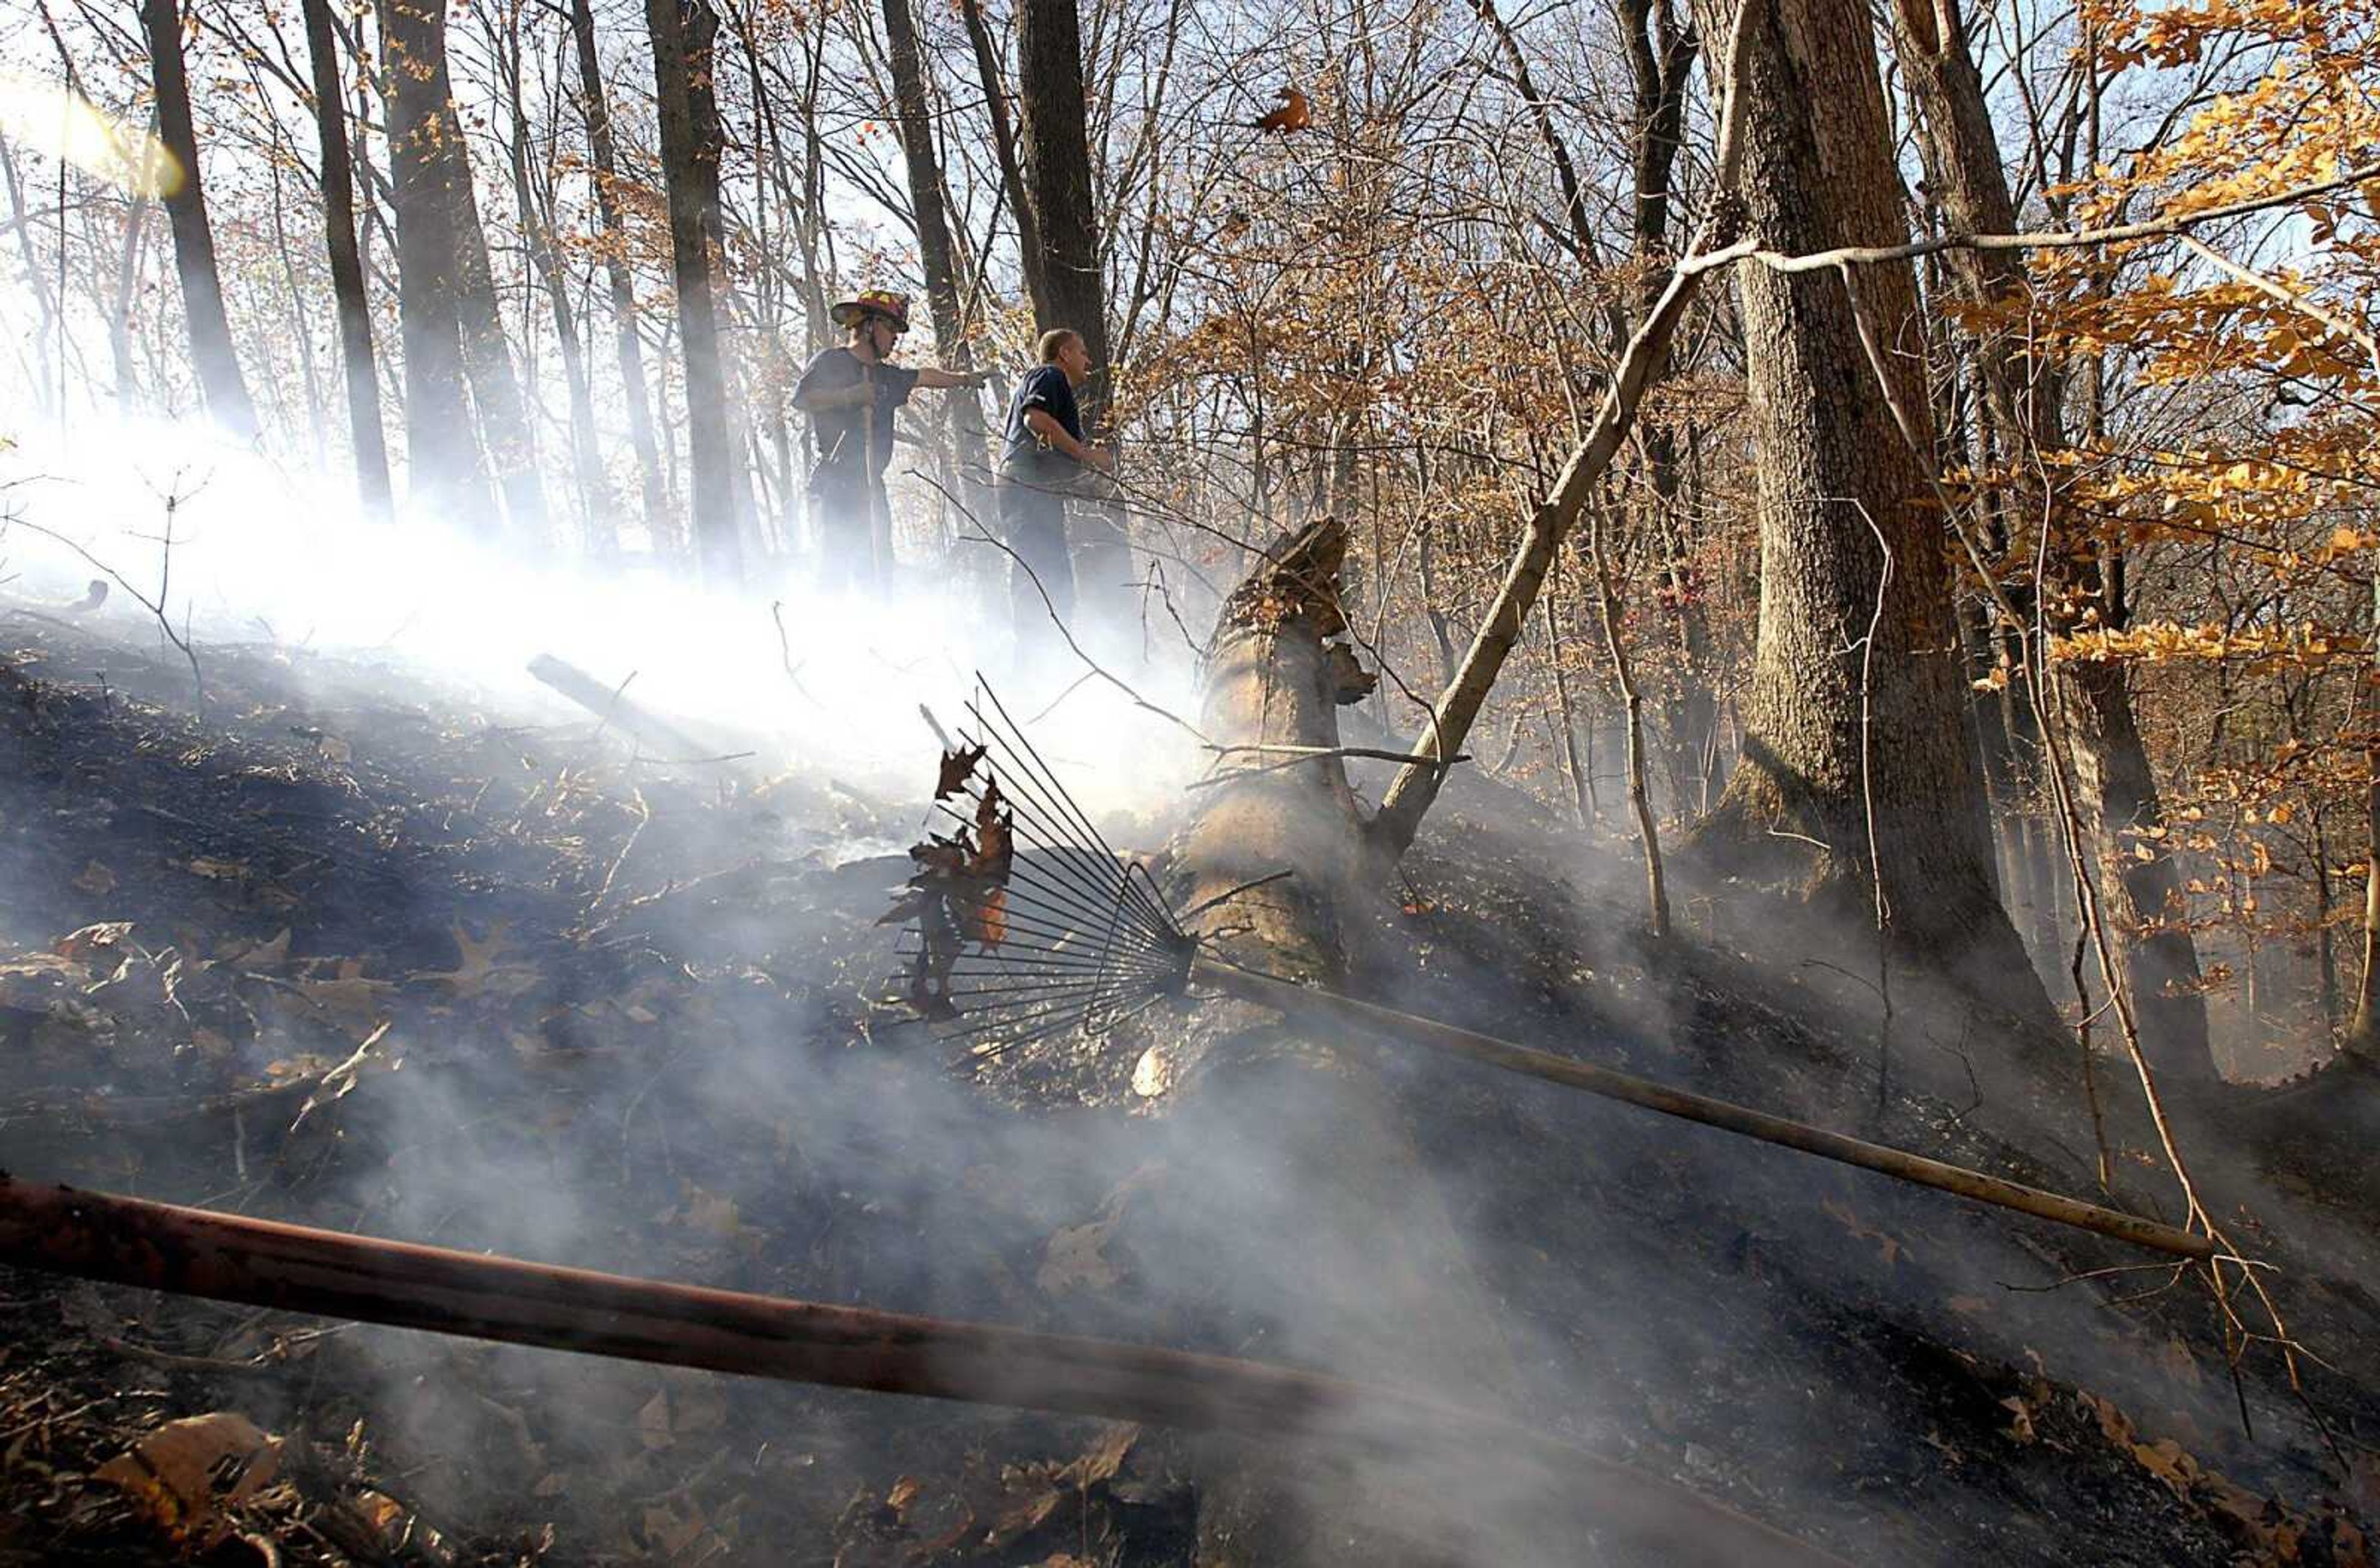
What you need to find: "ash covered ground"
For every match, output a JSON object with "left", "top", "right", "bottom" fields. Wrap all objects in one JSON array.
[{"left": 2, "top": 596, "right": 2378, "bottom": 1567}]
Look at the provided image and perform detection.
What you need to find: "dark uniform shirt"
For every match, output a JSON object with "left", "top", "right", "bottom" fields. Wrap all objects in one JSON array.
[
  {"left": 1002, "top": 366, "right": 1084, "bottom": 470},
  {"left": 796, "top": 347, "right": 919, "bottom": 480}
]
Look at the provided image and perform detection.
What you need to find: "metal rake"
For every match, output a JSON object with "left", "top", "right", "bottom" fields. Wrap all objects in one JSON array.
[{"left": 875, "top": 680, "right": 2217, "bottom": 1263}]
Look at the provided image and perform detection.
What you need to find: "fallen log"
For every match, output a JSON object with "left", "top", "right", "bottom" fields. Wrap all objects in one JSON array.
[
  {"left": 0, "top": 1174, "right": 1843, "bottom": 1567},
  {"left": 525, "top": 653, "right": 715, "bottom": 763}
]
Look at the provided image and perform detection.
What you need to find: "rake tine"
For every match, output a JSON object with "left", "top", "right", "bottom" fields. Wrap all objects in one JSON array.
[{"left": 966, "top": 680, "right": 1182, "bottom": 941}]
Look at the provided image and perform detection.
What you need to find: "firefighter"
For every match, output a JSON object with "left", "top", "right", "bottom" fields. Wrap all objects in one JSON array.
[
  {"left": 793, "top": 289, "right": 985, "bottom": 591},
  {"left": 996, "top": 327, "right": 1113, "bottom": 645}
]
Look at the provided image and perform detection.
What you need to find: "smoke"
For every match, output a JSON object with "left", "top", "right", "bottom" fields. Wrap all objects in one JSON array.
[
  {"left": 4, "top": 412, "right": 2369, "bottom": 1566},
  {"left": 0, "top": 408, "right": 1209, "bottom": 820}
]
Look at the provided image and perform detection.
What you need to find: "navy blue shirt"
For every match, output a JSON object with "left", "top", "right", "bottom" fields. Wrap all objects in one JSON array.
[
  {"left": 796, "top": 347, "right": 919, "bottom": 479},
  {"left": 1002, "top": 366, "right": 1084, "bottom": 469}
]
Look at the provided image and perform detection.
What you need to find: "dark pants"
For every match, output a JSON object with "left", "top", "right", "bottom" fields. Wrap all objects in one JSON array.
[
  {"left": 998, "top": 464, "right": 1075, "bottom": 645},
  {"left": 811, "top": 467, "right": 887, "bottom": 592}
]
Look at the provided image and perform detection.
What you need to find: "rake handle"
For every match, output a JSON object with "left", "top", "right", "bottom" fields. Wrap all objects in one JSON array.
[{"left": 1196, "top": 960, "right": 2218, "bottom": 1262}]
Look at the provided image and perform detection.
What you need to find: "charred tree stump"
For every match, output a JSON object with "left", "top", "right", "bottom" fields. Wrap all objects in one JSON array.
[{"left": 1134, "top": 521, "right": 1537, "bottom": 1562}]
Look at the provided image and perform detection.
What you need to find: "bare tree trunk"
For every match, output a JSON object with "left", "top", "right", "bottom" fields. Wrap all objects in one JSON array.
[
  {"left": 301, "top": 0, "right": 393, "bottom": 523},
  {"left": 141, "top": 0, "right": 259, "bottom": 439},
  {"left": 1586, "top": 515, "right": 1671, "bottom": 936},
  {"left": 496, "top": 7, "right": 609, "bottom": 552},
  {"left": 957, "top": 0, "right": 1051, "bottom": 322},
  {"left": 1014, "top": 0, "right": 1128, "bottom": 619},
  {"left": 1890, "top": 0, "right": 2211, "bottom": 1077},
  {"left": 881, "top": 0, "right": 992, "bottom": 506},
  {"left": 1681, "top": 0, "right": 2051, "bottom": 1025},
  {"left": 570, "top": 0, "right": 671, "bottom": 551},
  {"left": 441, "top": 85, "right": 549, "bottom": 542},
  {"left": 378, "top": 0, "right": 490, "bottom": 522},
  {"left": 646, "top": 0, "right": 743, "bottom": 584}
]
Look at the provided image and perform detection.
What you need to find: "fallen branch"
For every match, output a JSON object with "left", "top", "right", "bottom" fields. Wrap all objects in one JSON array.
[{"left": 0, "top": 1174, "right": 1846, "bottom": 1568}]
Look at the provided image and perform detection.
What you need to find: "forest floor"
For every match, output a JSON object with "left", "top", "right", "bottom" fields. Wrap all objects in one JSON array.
[{"left": 3, "top": 594, "right": 2379, "bottom": 1566}]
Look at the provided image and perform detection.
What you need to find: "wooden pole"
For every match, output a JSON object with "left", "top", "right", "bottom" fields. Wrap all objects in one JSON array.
[
  {"left": 1198, "top": 961, "right": 2219, "bottom": 1261},
  {"left": 0, "top": 1175, "right": 1845, "bottom": 1568}
]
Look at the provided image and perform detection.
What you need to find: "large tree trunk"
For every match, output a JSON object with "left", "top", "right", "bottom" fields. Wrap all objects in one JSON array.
[
  {"left": 1681, "top": 0, "right": 2052, "bottom": 1025},
  {"left": 378, "top": 0, "right": 490, "bottom": 522},
  {"left": 301, "top": 0, "right": 392, "bottom": 524},
  {"left": 1889, "top": 0, "right": 2213, "bottom": 1080},
  {"left": 1013, "top": 0, "right": 1129, "bottom": 617},
  {"left": 141, "top": 0, "right": 259, "bottom": 439},
  {"left": 881, "top": 0, "right": 993, "bottom": 510},
  {"left": 570, "top": 0, "right": 672, "bottom": 552},
  {"left": 646, "top": 0, "right": 743, "bottom": 584}
]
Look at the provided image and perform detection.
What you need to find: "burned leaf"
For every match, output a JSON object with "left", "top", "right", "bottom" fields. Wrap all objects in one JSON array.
[
  {"left": 936, "top": 743, "right": 987, "bottom": 800},
  {"left": 910, "top": 835, "right": 971, "bottom": 877},
  {"left": 53, "top": 921, "right": 134, "bottom": 964},
  {"left": 1820, "top": 1197, "right": 1911, "bottom": 1267},
  {"left": 959, "top": 886, "right": 1009, "bottom": 950},
  {"left": 93, "top": 1411, "right": 281, "bottom": 1548}
]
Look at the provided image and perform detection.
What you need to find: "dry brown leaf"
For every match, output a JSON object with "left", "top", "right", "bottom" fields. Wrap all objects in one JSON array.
[
  {"left": 53, "top": 921, "right": 134, "bottom": 964},
  {"left": 1999, "top": 1394, "right": 2036, "bottom": 1446},
  {"left": 232, "top": 929, "right": 292, "bottom": 970},
  {"left": 182, "top": 857, "right": 252, "bottom": 881},
  {"left": 1253, "top": 84, "right": 1310, "bottom": 132},
  {"left": 1038, "top": 1215, "right": 1124, "bottom": 1296},
  {"left": 92, "top": 1411, "right": 281, "bottom": 1547},
  {"left": 1820, "top": 1197, "right": 1911, "bottom": 1267},
  {"left": 416, "top": 922, "right": 535, "bottom": 1000}
]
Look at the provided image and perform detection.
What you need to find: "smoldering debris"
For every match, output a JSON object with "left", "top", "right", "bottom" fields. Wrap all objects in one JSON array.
[{"left": 2, "top": 602, "right": 2378, "bottom": 1567}]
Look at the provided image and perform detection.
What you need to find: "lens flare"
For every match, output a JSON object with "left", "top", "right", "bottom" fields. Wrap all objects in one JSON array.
[{"left": 0, "top": 75, "right": 182, "bottom": 198}]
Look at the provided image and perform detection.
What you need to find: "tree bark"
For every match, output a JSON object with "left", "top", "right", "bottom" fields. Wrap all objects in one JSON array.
[
  {"left": 377, "top": 0, "right": 490, "bottom": 522},
  {"left": 496, "top": 9, "right": 609, "bottom": 551},
  {"left": 439, "top": 73, "right": 549, "bottom": 541},
  {"left": 958, "top": 0, "right": 1051, "bottom": 324},
  {"left": 1014, "top": 0, "right": 1129, "bottom": 612},
  {"left": 301, "top": 0, "right": 392, "bottom": 524},
  {"left": 1682, "top": 0, "right": 2052, "bottom": 1024},
  {"left": 141, "top": 0, "right": 260, "bottom": 439},
  {"left": 1889, "top": 0, "right": 2212, "bottom": 1078},
  {"left": 570, "top": 0, "right": 672, "bottom": 550},
  {"left": 1149, "top": 521, "right": 1517, "bottom": 1562},
  {"left": 881, "top": 0, "right": 993, "bottom": 506},
  {"left": 646, "top": 0, "right": 744, "bottom": 584}
]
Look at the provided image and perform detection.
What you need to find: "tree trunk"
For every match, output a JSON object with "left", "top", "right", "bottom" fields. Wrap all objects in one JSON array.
[
  {"left": 957, "top": 0, "right": 1051, "bottom": 323},
  {"left": 377, "top": 0, "right": 490, "bottom": 522},
  {"left": 570, "top": 0, "right": 672, "bottom": 552},
  {"left": 1889, "top": 0, "right": 2213, "bottom": 1078},
  {"left": 1015, "top": 15, "right": 1093, "bottom": 321},
  {"left": 1013, "top": 0, "right": 1130, "bottom": 615},
  {"left": 1682, "top": 0, "right": 2051, "bottom": 1024},
  {"left": 646, "top": 0, "right": 743, "bottom": 584},
  {"left": 301, "top": 0, "right": 392, "bottom": 524},
  {"left": 882, "top": 0, "right": 993, "bottom": 508},
  {"left": 496, "top": 11, "right": 610, "bottom": 552},
  {"left": 440, "top": 80, "right": 549, "bottom": 542},
  {"left": 1149, "top": 521, "right": 1517, "bottom": 1562},
  {"left": 141, "top": 0, "right": 259, "bottom": 439}
]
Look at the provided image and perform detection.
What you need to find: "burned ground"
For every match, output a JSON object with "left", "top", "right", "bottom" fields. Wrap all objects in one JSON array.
[{"left": 1, "top": 606, "right": 2376, "bottom": 1566}]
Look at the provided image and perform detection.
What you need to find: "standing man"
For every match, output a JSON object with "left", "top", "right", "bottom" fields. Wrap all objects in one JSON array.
[
  {"left": 793, "top": 289, "right": 984, "bottom": 591},
  {"left": 997, "top": 328, "right": 1111, "bottom": 645}
]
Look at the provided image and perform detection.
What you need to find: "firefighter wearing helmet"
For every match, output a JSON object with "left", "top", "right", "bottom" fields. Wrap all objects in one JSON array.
[{"left": 793, "top": 289, "right": 987, "bottom": 592}]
